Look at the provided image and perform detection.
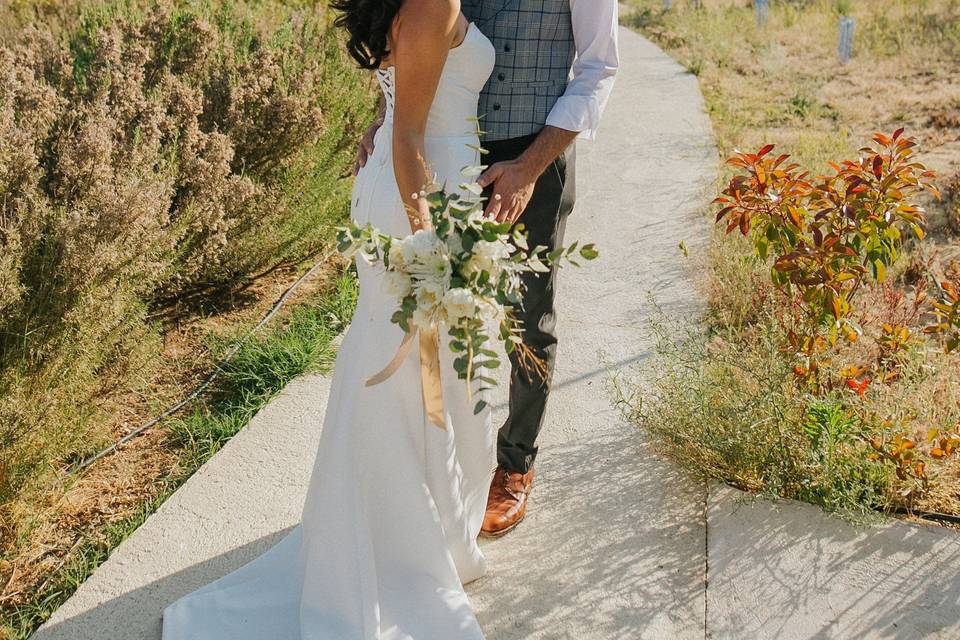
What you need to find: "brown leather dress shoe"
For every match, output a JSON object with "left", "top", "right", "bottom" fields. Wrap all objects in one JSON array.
[{"left": 480, "top": 465, "right": 535, "bottom": 538}]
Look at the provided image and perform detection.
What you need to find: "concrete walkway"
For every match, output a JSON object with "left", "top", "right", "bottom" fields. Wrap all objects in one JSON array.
[{"left": 34, "top": 26, "right": 960, "bottom": 640}]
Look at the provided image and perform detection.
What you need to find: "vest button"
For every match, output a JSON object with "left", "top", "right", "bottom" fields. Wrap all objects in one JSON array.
[
  {"left": 497, "top": 73, "right": 505, "bottom": 81},
  {"left": 493, "top": 104, "right": 501, "bottom": 111},
  {"left": 504, "top": 44, "right": 511, "bottom": 52}
]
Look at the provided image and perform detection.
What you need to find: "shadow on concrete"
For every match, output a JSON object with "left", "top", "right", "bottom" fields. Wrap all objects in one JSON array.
[
  {"left": 707, "top": 488, "right": 960, "bottom": 639},
  {"left": 34, "top": 527, "right": 297, "bottom": 640},
  {"left": 35, "top": 422, "right": 707, "bottom": 640},
  {"left": 471, "top": 422, "right": 706, "bottom": 640}
]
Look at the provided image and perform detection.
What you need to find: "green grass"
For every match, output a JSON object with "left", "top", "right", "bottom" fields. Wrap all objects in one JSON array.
[
  {"left": 3, "top": 492, "right": 166, "bottom": 640},
  {"left": 168, "top": 272, "right": 357, "bottom": 468},
  {"left": 613, "top": 309, "right": 891, "bottom": 522},
  {"left": 0, "top": 271, "right": 357, "bottom": 640}
]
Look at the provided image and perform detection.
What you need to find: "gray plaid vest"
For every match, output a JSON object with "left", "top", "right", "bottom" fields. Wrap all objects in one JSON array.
[{"left": 462, "top": 0, "right": 575, "bottom": 142}]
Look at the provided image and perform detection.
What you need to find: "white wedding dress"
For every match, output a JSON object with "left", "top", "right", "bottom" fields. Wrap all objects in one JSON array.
[{"left": 162, "top": 22, "right": 497, "bottom": 640}]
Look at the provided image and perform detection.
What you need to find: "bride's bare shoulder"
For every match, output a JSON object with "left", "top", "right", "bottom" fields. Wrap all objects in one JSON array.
[{"left": 394, "top": 0, "right": 460, "bottom": 34}]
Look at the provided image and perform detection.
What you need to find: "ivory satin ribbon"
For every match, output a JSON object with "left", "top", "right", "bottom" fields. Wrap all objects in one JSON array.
[{"left": 366, "top": 327, "right": 446, "bottom": 429}]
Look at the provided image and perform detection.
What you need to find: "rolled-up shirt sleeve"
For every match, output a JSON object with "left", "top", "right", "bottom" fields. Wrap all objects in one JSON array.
[{"left": 545, "top": 0, "right": 620, "bottom": 140}]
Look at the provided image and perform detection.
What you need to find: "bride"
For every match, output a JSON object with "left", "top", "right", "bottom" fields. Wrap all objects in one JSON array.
[{"left": 162, "top": 1, "right": 497, "bottom": 638}]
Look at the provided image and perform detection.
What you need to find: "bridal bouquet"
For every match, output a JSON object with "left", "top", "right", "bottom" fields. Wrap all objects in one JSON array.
[{"left": 337, "top": 171, "right": 597, "bottom": 423}]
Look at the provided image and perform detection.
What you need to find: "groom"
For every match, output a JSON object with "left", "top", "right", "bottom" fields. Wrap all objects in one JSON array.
[
  {"left": 355, "top": 1, "right": 619, "bottom": 538},
  {"left": 464, "top": 0, "right": 619, "bottom": 538}
]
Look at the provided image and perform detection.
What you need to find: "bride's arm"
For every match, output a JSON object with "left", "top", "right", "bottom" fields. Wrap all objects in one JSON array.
[{"left": 390, "top": 0, "right": 460, "bottom": 232}]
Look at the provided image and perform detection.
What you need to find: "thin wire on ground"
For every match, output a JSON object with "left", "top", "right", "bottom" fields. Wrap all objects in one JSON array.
[{"left": 55, "top": 250, "right": 337, "bottom": 484}]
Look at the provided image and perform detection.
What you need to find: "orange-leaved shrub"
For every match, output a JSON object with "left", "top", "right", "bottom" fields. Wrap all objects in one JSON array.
[
  {"left": 714, "top": 130, "right": 960, "bottom": 500},
  {"left": 715, "top": 130, "right": 940, "bottom": 365},
  {"left": 0, "top": 0, "right": 374, "bottom": 516}
]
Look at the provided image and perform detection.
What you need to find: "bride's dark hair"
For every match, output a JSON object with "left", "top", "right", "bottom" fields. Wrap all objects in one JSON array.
[{"left": 330, "top": 0, "right": 404, "bottom": 69}]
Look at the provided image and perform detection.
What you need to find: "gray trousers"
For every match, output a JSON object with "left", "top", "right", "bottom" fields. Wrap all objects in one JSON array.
[{"left": 482, "top": 132, "right": 576, "bottom": 474}]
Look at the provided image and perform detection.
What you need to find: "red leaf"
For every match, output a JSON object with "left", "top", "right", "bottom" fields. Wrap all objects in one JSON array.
[
  {"left": 872, "top": 155, "right": 884, "bottom": 179},
  {"left": 845, "top": 378, "right": 870, "bottom": 397},
  {"left": 715, "top": 205, "right": 734, "bottom": 222}
]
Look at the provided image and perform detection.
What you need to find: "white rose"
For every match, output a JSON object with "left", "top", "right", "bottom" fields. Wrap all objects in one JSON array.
[
  {"left": 475, "top": 239, "right": 511, "bottom": 262},
  {"left": 442, "top": 288, "right": 477, "bottom": 321},
  {"left": 387, "top": 242, "right": 405, "bottom": 268},
  {"left": 462, "top": 253, "right": 494, "bottom": 278},
  {"left": 382, "top": 270, "right": 412, "bottom": 298},
  {"left": 401, "top": 228, "right": 441, "bottom": 263},
  {"left": 417, "top": 274, "right": 449, "bottom": 300},
  {"left": 462, "top": 240, "right": 509, "bottom": 278}
]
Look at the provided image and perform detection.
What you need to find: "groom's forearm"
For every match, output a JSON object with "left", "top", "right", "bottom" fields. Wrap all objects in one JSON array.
[{"left": 517, "top": 126, "right": 578, "bottom": 178}]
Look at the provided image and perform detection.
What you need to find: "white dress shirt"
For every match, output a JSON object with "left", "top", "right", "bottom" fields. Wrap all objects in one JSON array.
[{"left": 545, "top": 0, "right": 620, "bottom": 140}]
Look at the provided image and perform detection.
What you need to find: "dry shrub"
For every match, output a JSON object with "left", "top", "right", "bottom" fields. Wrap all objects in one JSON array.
[
  {"left": 0, "top": 0, "right": 374, "bottom": 533},
  {"left": 944, "top": 171, "right": 960, "bottom": 235},
  {"left": 0, "top": 0, "right": 89, "bottom": 43}
]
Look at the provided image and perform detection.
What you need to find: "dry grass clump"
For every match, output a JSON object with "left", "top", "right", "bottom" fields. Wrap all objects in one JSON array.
[
  {"left": 0, "top": 0, "right": 88, "bottom": 42},
  {"left": 0, "top": 0, "right": 373, "bottom": 550},
  {"left": 625, "top": 0, "right": 960, "bottom": 168}
]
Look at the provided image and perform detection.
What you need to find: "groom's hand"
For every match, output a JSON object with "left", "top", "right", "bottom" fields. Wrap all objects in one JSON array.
[
  {"left": 478, "top": 160, "right": 539, "bottom": 224},
  {"left": 354, "top": 117, "right": 384, "bottom": 176},
  {"left": 478, "top": 126, "right": 577, "bottom": 224}
]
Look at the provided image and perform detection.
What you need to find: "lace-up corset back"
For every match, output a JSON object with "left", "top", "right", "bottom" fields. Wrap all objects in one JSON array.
[
  {"left": 375, "top": 23, "right": 495, "bottom": 138},
  {"left": 353, "top": 23, "right": 495, "bottom": 238}
]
